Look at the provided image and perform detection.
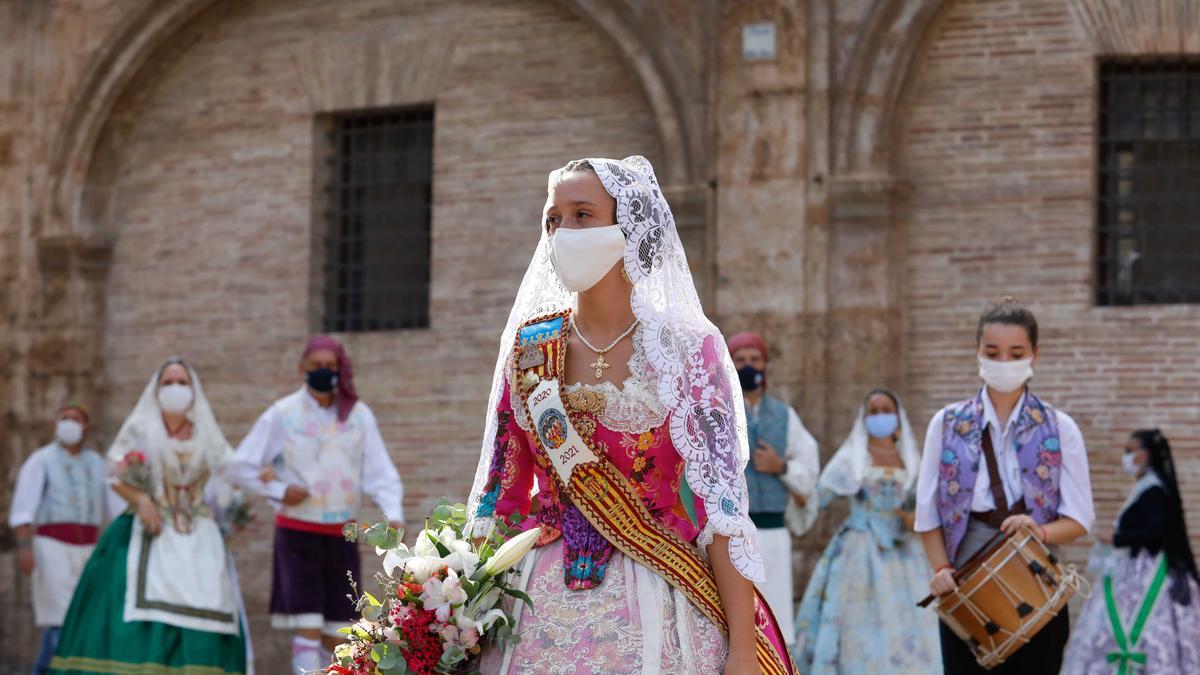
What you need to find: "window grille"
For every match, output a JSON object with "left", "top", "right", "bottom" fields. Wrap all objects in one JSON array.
[
  {"left": 1097, "top": 60, "right": 1200, "bottom": 305},
  {"left": 321, "top": 106, "right": 433, "bottom": 331}
]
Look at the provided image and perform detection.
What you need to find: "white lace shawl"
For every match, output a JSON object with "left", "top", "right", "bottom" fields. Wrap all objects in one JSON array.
[
  {"left": 107, "top": 358, "right": 234, "bottom": 502},
  {"left": 818, "top": 390, "right": 921, "bottom": 498},
  {"left": 466, "top": 156, "right": 762, "bottom": 582}
]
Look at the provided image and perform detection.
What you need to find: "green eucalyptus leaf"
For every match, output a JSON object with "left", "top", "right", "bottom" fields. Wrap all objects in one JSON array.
[{"left": 502, "top": 587, "right": 534, "bottom": 613}]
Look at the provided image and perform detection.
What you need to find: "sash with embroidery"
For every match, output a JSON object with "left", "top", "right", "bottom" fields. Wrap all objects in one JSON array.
[{"left": 513, "top": 310, "right": 797, "bottom": 675}]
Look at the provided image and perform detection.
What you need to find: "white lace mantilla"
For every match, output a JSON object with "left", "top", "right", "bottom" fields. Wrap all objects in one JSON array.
[{"left": 469, "top": 156, "right": 761, "bottom": 583}]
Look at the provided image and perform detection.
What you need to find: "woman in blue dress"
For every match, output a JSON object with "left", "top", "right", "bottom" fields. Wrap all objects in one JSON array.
[{"left": 792, "top": 389, "right": 941, "bottom": 674}]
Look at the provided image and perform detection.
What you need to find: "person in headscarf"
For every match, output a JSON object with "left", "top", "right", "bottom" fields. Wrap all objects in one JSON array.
[
  {"left": 1062, "top": 429, "right": 1200, "bottom": 674},
  {"left": 9, "top": 402, "right": 107, "bottom": 674},
  {"left": 227, "top": 336, "right": 404, "bottom": 674},
  {"left": 726, "top": 331, "right": 819, "bottom": 645},
  {"left": 50, "top": 358, "right": 249, "bottom": 674},
  {"left": 468, "top": 157, "right": 797, "bottom": 675},
  {"left": 792, "top": 388, "right": 941, "bottom": 673}
]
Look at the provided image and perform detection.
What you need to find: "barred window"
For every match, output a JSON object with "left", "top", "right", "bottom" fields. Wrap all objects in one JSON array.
[
  {"left": 1097, "top": 60, "right": 1200, "bottom": 306},
  {"left": 319, "top": 106, "right": 433, "bottom": 331}
]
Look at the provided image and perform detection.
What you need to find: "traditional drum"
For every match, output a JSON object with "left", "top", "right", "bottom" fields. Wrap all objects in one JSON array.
[{"left": 918, "top": 525, "right": 1088, "bottom": 670}]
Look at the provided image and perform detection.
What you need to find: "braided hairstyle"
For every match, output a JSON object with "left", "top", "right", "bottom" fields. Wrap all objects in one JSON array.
[{"left": 1130, "top": 428, "right": 1199, "bottom": 604}]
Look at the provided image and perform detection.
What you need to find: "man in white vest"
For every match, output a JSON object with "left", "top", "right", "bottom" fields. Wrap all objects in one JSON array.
[
  {"left": 229, "top": 336, "right": 404, "bottom": 674},
  {"left": 9, "top": 402, "right": 108, "bottom": 674}
]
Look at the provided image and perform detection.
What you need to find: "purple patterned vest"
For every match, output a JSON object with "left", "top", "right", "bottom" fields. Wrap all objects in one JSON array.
[{"left": 937, "top": 390, "right": 1062, "bottom": 562}]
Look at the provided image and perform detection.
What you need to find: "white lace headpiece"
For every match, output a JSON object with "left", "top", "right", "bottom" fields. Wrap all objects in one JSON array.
[
  {"left": 107, "top": 357, "right": 233, "bottom": 495},
  {"left": 465, "top": 156, "right": 762, "bottom": 582},
  {"left": 818, "top": 388, "right": 921, "bottom": 497}
]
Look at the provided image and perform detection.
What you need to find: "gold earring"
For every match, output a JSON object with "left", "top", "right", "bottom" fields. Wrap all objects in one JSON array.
[{"left": 621, "top": 267, "right": 632, "bottom": 284}]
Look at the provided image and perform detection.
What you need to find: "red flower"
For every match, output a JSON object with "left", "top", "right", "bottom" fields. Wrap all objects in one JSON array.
[
  {"left": 125, "top": 451, "right": 146, "bottom": 465},
  {"left": 396, "top": 608, "right": 443, "bottom": 674}
]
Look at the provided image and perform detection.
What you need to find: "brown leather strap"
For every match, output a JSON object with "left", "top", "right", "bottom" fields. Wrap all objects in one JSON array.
[
  {"left": 972, "top": 426, "right": 1027, "bottom": 528},
  {"left": 981, "top": 427, "right": 1008, "bottom": 511}
]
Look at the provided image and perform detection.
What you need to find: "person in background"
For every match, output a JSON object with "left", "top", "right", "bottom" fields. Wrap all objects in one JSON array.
[
  {"left": 793, "top": 389, "right": 940, "bottom": 673},
  {"left": 51, "top": 358, "right": 248, "bottom": 674},
  {"left": 228, "top": 336, "right": 404, "bottom": 675},
  {"left": 915, "top": 298, "right": 1094, "bottom": 674},
  {"left": 727, "top": 331, "right": 820, "bottom": 645},
  {"left": 1062, "top": 429, "right": 1200, "bottom": 673},
  {"left": 9, "top": 403, "right": 108, "bottom": 675}
]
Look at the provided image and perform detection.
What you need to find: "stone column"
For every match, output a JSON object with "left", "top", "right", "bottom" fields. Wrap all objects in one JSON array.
[{"left": 822, "top": 175, "right": 910, "bottom": 439}]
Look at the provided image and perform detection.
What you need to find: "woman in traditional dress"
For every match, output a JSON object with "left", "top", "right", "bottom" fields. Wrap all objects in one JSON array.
[
  {"left": 468, "top": 156, "right": 796, "bottom": 674},
  {"left": 1062, "top": 429, "right": 1200, "bottom": 674},
  {"left": 51, "top": 358, "right": 249, "bottom": 674},
  {"left": 914, "top": 299, "right": 1094, "bottom": 674},
  {"left": 792, "top": 389, "right": 941, "bottom": 673}
]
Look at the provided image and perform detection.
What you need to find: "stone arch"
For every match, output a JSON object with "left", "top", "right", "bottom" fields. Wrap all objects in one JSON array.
[
  {"left": 42, "top": 0, "right": 704, "bottom": 236},
  {"left": 831, "top": 0, "right": 951, "bottom": 176}
]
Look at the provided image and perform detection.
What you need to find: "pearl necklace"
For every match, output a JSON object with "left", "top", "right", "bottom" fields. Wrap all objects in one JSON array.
[{"left": 572, "top": 316, "right": 639, "bottom": 379}]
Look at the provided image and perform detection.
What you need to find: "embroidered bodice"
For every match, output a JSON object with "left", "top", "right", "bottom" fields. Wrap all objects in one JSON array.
[
  {"left": 159, "top": 438, "right": 213, "bottom": 534},
  {"left": 480, "top": 326, "right": 707, "bottom": 590},
  {"left": 840, "top": 466, "right": 912, "bottom": 549}
]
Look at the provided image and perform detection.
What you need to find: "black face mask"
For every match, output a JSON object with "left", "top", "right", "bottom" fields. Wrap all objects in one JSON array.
[
  {"left": 737, "top": 365, "right": 764, "bottom": 392},
  {"left": 305, "top": 368, "right": 339, "bottom": 394}
]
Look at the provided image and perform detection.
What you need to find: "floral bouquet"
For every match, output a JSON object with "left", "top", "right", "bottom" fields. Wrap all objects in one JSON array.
[
  {"left": 115, "top": 450, "right": 153, "bottom": 493},
  {"left": 327, "top": 500, "right": 541, "bottom": 675}
]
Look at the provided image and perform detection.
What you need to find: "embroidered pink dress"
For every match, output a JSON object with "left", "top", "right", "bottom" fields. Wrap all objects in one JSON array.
[{"left": 477, "top": 328, "right": 727, "bottom": 674}]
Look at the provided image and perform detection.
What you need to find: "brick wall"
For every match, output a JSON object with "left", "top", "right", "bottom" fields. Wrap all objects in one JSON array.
[
  {"left": 2, "top": 0, "right": 661, "bottom": 669},
  {"left": 899, "top": 0, "right": 1200, "bottom": 568},
  {"left": 5, "top": 0, "right": 1200, "bottom": 671}
]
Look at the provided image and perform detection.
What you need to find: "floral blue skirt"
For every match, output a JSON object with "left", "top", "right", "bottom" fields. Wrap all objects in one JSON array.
[{"left": 793, "top": 523, "right": 942, "bottom": 674}]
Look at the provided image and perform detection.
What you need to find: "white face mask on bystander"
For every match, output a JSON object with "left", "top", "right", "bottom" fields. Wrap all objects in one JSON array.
[
  {"left": 55, "top": 419, "right": 84, "bottom": 446},
  {"left": 157, "top": 384, "right": 194, "bottom": 414},
  {"left": 1121, "top": 452, "right": 1142, "bottom": 476},
  {"left": 978, "top": 356, "right": 1033, "bottom": 393},
  {"left": 548, "top": 225, "right": 626, "bottom": 293}
]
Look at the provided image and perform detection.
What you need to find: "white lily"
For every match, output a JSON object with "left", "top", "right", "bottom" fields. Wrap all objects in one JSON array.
[
  {"left": 421, "top": 568, "right": 468, "bottom": 622},
  {"left": 482, "top": 527, "right": 541, "bottom": 576},
  {"left": 436, "top": 526, "right": 458, "bottom": 548},
  {"left": 466, "top": 585, "right": 502, "bottom": 615},
  {"left": 412, "top": 529, "right": 440, "bottom": 558},
  {"left": 441, "top": 539, "right": 480, "bottom": 577},
  {"left": 401, "top": 555, "right": 439, "bottom": 584},
  {"left": 381, "top": 546, "right": 412, "bottom": 577}
]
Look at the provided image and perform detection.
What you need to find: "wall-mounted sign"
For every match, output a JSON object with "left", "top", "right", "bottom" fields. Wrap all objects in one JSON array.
[{"left": 743, "top": 22, "right": 776, "bottom": 61}]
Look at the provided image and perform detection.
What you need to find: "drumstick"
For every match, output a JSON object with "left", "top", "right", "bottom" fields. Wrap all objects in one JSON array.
[{"left": 916, "top": 529, "right": 1009, "bottom": 607}]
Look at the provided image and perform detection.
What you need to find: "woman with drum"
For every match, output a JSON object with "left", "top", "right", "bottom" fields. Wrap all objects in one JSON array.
[
  {"left": 1062, "top": 429, "right": 1200, "bottom": 674},
  {"left": 914, "top": 298, "right": 1095, "bottom": 673}
]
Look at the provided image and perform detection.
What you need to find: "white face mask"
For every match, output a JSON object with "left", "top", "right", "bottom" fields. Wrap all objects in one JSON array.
[
  {"left": 549, "top": 225, "right": 626, "bottom": 293},
  {"left": 977, "top": 356, "right": 1033, "bottom": 393},
  {"left": 157, "top": 383, "right": 194, "bottom": 414},
  {"left": 1121, "top": 452, "right": 1142, "bottom": 476},
  {"left": 56, "top": 419, "right": 84, "bottom": 446}
]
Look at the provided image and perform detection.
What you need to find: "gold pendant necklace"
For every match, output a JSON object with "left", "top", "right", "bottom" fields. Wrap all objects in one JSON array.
[{"left": 573, "top": 317, "right": 639, "bottom": 379}]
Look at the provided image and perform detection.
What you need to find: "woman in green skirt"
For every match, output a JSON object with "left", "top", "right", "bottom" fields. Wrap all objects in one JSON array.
[{"left": 51, "top": 358, "right": 249, "bottom": 674}]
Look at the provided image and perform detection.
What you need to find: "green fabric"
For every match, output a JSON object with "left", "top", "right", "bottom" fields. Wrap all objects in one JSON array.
[
  {"left": 679, "top": 476, "right": 698, "bottom": 529},
  {"left": 1103, "top": 557, "right": 1169, "bottom": 675},
  {"left": 49, "top": 514, "right": 246, "bottom": 675}
]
